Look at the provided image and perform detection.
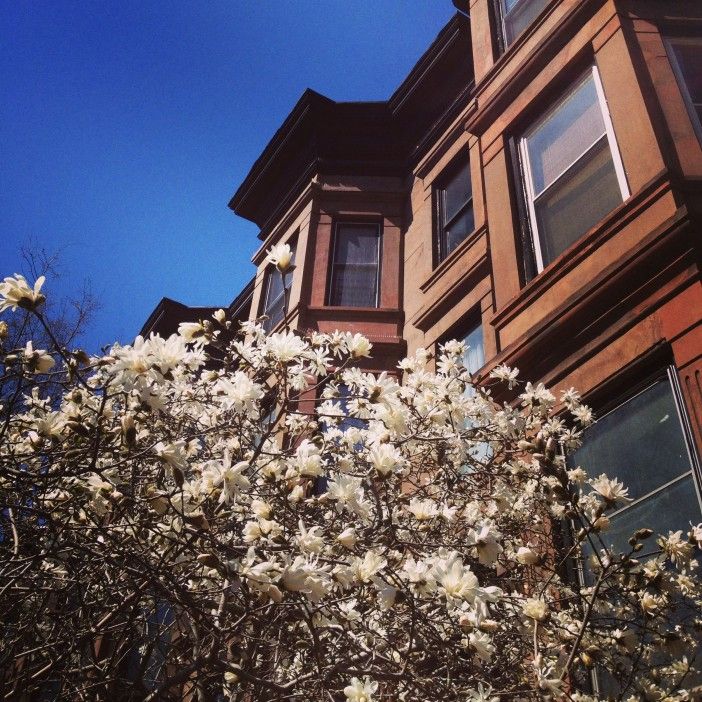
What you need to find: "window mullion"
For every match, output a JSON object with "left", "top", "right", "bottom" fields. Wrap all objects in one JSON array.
[{"left": 607, "top": 471, "right": 694, "bottom": 519}]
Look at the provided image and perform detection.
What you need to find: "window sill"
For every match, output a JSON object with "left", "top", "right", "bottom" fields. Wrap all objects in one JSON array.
[
  {"left": 304, "top": 305, "right": 402, "bottom": 323},
  {"left": 491, "top": 170, "right": 672, "bottom": 331}
]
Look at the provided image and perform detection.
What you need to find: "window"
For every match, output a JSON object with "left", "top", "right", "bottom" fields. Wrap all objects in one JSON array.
[
  {"left": 328, "top": 223, "right": 381, "bottom": 307},
  {"left": 569, "top": 371, "right": 701, "bottom": 564},
  {"left": 435, "top": 158, "right": 474, "bottom": 263},
  {"left": 261, "top": 244, "right": 295, "bottom": 333},
  {"left": 569, "top": 371, "right": 702, "bottom": 695},
  {"left": 460, "top": 318, "right": 485, "bottom": 376},
  {"left": 666, "top": 36, "right": 702, "bottom": 142},
  {"left": 519, "top": 67, "right": 629, "bottom": 271},
  {"left": 441, "top": 316, "right": 488, "bottom": 467},
  {"left": 496, "top": 0, "right": 549, "bottom": 47}
]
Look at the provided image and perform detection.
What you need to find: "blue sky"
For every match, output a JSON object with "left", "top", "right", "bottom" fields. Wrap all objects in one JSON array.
[{"left": 1, "top": 1, "right": 456, "bottom": 351}]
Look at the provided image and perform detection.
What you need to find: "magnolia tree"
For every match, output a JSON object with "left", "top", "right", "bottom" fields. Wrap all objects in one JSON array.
[{"left": 1, "top": 266, "right": 701, "bottom": 702}]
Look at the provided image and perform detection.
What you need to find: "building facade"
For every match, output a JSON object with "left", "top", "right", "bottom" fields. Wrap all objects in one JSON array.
[{"left": 224, "top": 0, "right": 702, "bottom": 582}]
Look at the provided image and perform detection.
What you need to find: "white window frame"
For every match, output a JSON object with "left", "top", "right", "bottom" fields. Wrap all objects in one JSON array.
[
  {"left": 327, "top": 222, "right": 381, "bottom": 308},
  {"left": 518, "top": 65, "right": 630, "bottom": 272},
  {"left": 664, "top": 35, "right": 702, "bottom": 144}
]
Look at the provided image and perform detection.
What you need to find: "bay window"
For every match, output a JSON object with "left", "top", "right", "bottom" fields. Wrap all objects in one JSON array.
[
  {"left": 519, "top": 67, "right": 629, "bottom": 271},
  {"left": 328, "top": 222, "right": 381, "bottom": 308}
]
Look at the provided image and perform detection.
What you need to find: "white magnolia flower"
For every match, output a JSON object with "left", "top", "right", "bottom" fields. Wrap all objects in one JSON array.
[
  {"left": 571, "top": 403, "right": 594, "bottom": 426},
  {"left": 294, "top": 440, "right": 324, "bottom": 477},
  {"left": 369, "top": 442, "right": 402, "bottom": 477},
  {"left": 567, "top": 466, "right": 588, "bottom": 485},
  {"left": 297, "top": 520, "right": 324, "bottom": 554},
  {"left": 465, "top": 683, "right": 499, "bottom": 702},
  {"left": 659, "top": 530, "right": 694, "bottom": 566},
  {"left": 352, "top": 550, "right": 386, "bottom": 583},
  {"left": 251, "top": 499, "right": 272, "bottom": 519},
  {"left": 435, "top": 555, "right": 478, "bottom": 606},
  {"left": 690, "top": 522, "right": 702, "bottom": 548},
  {"left": 266, "top": 242, "right": 293, "bottom": 272},
  {"left": 639, "top": 591, "right": 663, "bottom": 615},
  {"left": 23, "top": 341, "right": 55, "bottom": 374},
  {"left": 590, "top": 474, "right": 631, "bottom": 505},
  {"left": 266, "top": 331, "right": 307, "bottom": 363},
  {"left": 343, "top": 676, "right": 377, "bottom": 702},
  {"left": 336, "top": 527, "right": 357, "bottom": 549},
  {"left": 0, "top": 274, "right": 46, "bottom": 312},
  {"left": 515, "top": 545, "right": 539, "bottom": 566},
  {"left": 327, "top": 474, "right": 363, "bottom": 506},
  {"left": 154, "top": 440, "right": 189, "bottom": 472},
  {"left": 407, "top": 497, "right": 439, "bottom": 521},
  {"left": 522, "top": 597, "right": 549, "bottom": 621},
  {"left": 466, "top": 524, "right": 503, "bottom": 565},
  {"left": 468, "top": 630, "right": 495, "bottom": 662},
  {"left": 346, "top": 333, "right": 372, "bottom": 359},
  {"left": 489, "top": 363, "right": 519, "bottom": 388},
  {"left": 215, "top": 372, "right": 264, "bottom": 414},
  {"left": 178, "top": 321, "right": 206, "bottom": 342}
]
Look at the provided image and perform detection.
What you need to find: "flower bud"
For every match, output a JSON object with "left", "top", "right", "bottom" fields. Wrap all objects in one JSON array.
[{"left": 121, "top": 415, "right": 137, "bottom": 447}]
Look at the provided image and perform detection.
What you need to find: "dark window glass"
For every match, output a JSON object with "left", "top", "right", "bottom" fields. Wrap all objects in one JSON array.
[
  {"left": 261, "top": 246, "right": 295, "bottom": 333},
  {"left": 436, "top": 159, "right": 474, "bottom": 263},
  {"left": 520, "top": 69, "right": 627, "bottom": 269},
  {"left": 328, "top": 223, "right": 380, "bottom": 308},
  {"left": 499, "top": 0, "right": 549, "bottom": 46},
  {"left": 534, "top": 137, "right": 622, "bottom": 263},
  {"left": 569, "top": 376, "right": 701, "bottom": 564},
  {"left": 668, "top": 37, "right": 702, "bottom": 138}
]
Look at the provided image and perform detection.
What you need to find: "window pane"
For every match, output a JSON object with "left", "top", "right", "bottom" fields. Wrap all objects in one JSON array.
[
  {"left": 262, "top": 294, "right": 285, "bottom": 333},
  {"left": 330, "top": 224, "right": 379, "bottom": 307},
  {"left": 534, "top": 136, "right": 621, "bottom": 265},
  {"left": 671, "top": 39, "right": 702, "bottom": 105},
  {"left": 443, "top": 161, "right": 472, "bottom": 223},
  {"left": 526, "top": 73, "right": 606, "bottom": 194},
  {"left": 570, "top": 378, "right": 694, "bottom": 503},
  {"left": 444, "top": 207, "right": 475, "bottom": 256},
  {"left": 502, "top": 0, "right": 549, "bottom": 45},
  {"left": 330, "top": 265, "right": 377, "bottom": 307},
  {"left": 266, "top": 270, "right": 285, "bottom": 307},
  {"left": 596, "top": 476, "right": 700, "bottom": 557},
  {"left": 335, "top": 224, "right": 379, "bottom": 265},
  {"left": 461, "top": 321, "right": 485, "bottom": 375}
]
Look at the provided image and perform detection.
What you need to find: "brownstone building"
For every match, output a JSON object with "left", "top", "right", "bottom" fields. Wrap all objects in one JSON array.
[
  {"left": 146, "top": 0, "right": 702, "bottom": 649},
  {"left": 224, "top": 0, "right": 702, "bottom": 587}
]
